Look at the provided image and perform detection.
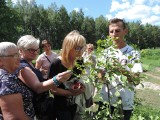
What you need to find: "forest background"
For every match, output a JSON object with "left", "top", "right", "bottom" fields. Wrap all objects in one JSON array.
[{"left": 1, "top": 0, "right": 160, "bottom": 50}]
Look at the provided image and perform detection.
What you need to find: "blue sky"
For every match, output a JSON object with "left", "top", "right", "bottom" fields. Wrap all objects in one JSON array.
[
  {"left": 12, "top": 0, "right": 160, "bottom": 25},
  {"left": 35, "top": 0, "right": 111, "bottom": 19}
]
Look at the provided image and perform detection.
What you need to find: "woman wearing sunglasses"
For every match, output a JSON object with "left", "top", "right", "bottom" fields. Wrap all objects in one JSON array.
[{"left": 48, "top": 30, "right": 86, "bottom": 120}]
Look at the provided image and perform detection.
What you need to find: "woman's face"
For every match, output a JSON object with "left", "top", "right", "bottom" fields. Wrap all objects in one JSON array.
[
  {"left": 87, "top": 46, "right": 93, "bottom": 54},
  {"left": 69, "top": 45, "right": 85, "bottom": 61},
  {"left": 0, "top": 48, "right": 20, "bottom": 73},
  {"left": 43, "top": 43, "right": 51, "bottom": 52},
  {"left": 21, "top": 47, "right": 40, "bottom": 61}
]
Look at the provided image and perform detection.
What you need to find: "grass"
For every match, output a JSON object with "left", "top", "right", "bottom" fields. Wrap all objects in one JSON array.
[
  {"left": 135, "top": 89, "right": 160, "bottom": 109},
  {"left": 141, "top": 55, "right": 160, "bottom": 71},
  {"left": 142, "top": 73, "right": 160, "bottom": 85},
  {"left": 131, "top": 50, "right": 160, "bottom": 119}
]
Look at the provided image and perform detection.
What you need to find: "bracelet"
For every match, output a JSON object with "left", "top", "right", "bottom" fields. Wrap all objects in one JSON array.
[{"left": 53, "top": 76, "right": 60, "bottom": 87}]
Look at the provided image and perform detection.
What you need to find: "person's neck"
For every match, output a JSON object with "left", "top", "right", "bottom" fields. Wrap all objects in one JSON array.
[
  {"left": 60, "top": 57, "right": 75, "bottom": 69},
  {"left": 45, "top": 51, "right": 51, "bottom": 55},
  {"left": 2, "top": 67, "right": 13, "bottom": 74},
  {"left": 21, "top": 57, "right": 33, "bottom": 66},
  {"left": 115, "top": 39, "right": 127, "bottom": 49},
  {"left": 116, "top": 43, "right": 127, "bottom": 49}
]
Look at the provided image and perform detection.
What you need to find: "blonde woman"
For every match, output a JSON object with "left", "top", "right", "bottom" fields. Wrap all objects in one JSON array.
[{"left": 48, "top": 30, "right": 86, "bottom": 120}]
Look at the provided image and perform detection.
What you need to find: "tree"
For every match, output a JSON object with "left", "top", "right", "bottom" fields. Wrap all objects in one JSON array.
[
  {"left": 95, "top": 15, "right": 108, "bottom": 40},
  {"left": 54, "top": 5, "right": 70, "bottom": 49},
  {"left": 0, "top": 0, "right": 20, "bottom": 43},
  {"left": 69, "top": 9, "right": 84, "bottom": 32},
  {"left": 81, "top": 16, "right": 96, "bottom": 44}
]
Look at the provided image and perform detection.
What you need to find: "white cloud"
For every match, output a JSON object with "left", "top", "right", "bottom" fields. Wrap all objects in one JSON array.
[
  {"left": 108, "top": 0, "right": 160, "bottom": 25},
  {"left": 106, "top": 14, "right": 113, "bottom": 20},
  {"left": 141, "top": 15, "right": 160, "bottom": 25},
  {"left": 84, "top": 8, "right": 89, "bottom": 11},
  {"left": 110, "top": 1, "right": 130, "bottom": 12},
  {"left": 122, "top": 0, "right": 128, "bottom": 2},
  {"left": 149, "top": 0, "right": 160, "bottom": 5},
  {"left": 134, "top": 0, "right": 146, "bottom": 5},
  {"left": 73, "top": 8, "right": 80, "bottom": 12},
  {"left": 11, "top": 0, "right": 32, "bottom": 4},
  {"left": 152, "top": 5, "right": 160, "bottom": 14}
]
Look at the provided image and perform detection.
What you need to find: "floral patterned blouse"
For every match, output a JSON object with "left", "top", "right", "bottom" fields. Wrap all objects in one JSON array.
[{"left": 0, "top": 69, "right": 34, "bottom": 119}]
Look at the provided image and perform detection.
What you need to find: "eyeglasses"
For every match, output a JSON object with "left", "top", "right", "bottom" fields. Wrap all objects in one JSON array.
[
  {"left": 109, "top": 29, "right": 121, "bottom": 33},
  {"left": 27, "top": 48, "right": 40, "bottom": 54},
  {"left": 75, "top": 46, "right": 84, "bottom": 52},
  {"left": 0, "top": 53, "right": 20, "bottom": 58}
]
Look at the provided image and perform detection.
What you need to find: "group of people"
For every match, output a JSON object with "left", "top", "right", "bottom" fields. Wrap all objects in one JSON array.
[{"left": 0, "top": 18, "right": 142, "bottom": 120}]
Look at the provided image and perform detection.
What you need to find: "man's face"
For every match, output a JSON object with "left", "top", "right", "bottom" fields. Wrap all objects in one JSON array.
[{"left": 109, "top": 21, "right": 127, "bottom": 42}]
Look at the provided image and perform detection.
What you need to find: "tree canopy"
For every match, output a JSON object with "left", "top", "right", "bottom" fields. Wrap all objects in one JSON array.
[{"left": 1, "top": 0, "right": 160, "bottom": 49}]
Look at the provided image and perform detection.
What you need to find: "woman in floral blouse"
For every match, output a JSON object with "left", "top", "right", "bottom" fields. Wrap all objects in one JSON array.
[{"left": 0, "top": 42, "right": 32, "bottom": 120}]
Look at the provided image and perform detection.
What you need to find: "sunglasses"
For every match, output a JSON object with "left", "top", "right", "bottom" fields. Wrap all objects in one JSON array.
[
  {"left": 109, "top": 29, "right": 121, "bottom": 33},
  {"left": 75, "top": 46, "right": 84, "bottom": 52},
  {"left": 27, "top": 48, "right": 40, "bottom": 54}
]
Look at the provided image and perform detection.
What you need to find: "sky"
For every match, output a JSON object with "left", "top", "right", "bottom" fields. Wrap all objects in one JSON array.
[{"left": 11, "top": 0, "right": 160, "bottom": 26}]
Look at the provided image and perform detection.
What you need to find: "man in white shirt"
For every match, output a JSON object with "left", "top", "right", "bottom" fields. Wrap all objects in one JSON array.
[{"left": 101, "top": 18, "right": 143, "bottom": 120}]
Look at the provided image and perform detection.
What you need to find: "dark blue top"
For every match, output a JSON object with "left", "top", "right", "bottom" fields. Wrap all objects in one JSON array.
[{"left": 0, "top": 69, "right": 34, "bottom": 119}]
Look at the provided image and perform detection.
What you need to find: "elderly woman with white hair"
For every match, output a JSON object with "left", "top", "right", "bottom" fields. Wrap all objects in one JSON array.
[
  {"left": 0, "top": 42, "right": 31, "bottom": 120},
  {"left": 16, "top": 35, "right": 72, "bottom": 120}
]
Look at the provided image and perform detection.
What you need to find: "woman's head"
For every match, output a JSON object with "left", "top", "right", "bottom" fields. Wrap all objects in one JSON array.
[
  {"left": 0, "top": 42, "right": 20, "bottom": 73},
  {"left": 17, "top": 35, "right": 40, "bottom": 61},
  {"left": 86, "top": 43, "right": 94, "bottom": 53},
  {"left": 17, "top": 35, "right": 40, "bottom": 50},
  {"left": 41, "top": 40, "right": 52, "bottom": 52},
  {"left": 61, "top": 30, "right": 86, "bottom": 63}
]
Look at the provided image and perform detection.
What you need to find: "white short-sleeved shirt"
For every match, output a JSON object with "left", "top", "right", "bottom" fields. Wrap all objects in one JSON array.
[
  {"left": 101, "top": 45, "right": 143, "bottom": 110},
  {"left": 36, "top": 51, "right": 58, "bottom": 79}
]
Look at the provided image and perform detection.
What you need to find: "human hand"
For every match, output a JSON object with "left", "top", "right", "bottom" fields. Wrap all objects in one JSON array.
[
  {"left": 56, "top": 70, "right": 72, "bottom": 83},
  {"left": 40, "top": 68, "right": 48, "bottom": 75},
  {"left": 69, "top": 84, "right": 85, "bottom": 96}
]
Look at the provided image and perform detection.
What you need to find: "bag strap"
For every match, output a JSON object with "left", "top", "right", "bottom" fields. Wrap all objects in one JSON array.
[{"left": 44, "top": 54, "right": 51, "bottom": 63}]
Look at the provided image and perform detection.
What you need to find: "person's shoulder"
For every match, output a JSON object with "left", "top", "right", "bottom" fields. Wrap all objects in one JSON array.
[
  {"left": 51, "top": 51, "right": 58, "bottom": 57},
  {"left": 127, "top": 45, "right": 134, "bottom": 50},
  {"left": 51, "top": 51, "right": 58, "bottom": 54},
  {"left": 39, "top": 53, "right": 46, "bottom": 58},
  {"left": 0, "top": 72, "right": 20, "bottom": 95},
  {"left": 0, "top": 69, "right": 10, "bottom": 82},
  {"left": 0, "top": 69, "right": 8, "bottom": 76},
  {"left": 127, "top": 45, "right": 140, "bottom": 54},
  {"left": 36, "top": 53, "right": 45, "bottom": 60},
  {"left": 51, "top": 57, "right": 61, "bottom": 64}
]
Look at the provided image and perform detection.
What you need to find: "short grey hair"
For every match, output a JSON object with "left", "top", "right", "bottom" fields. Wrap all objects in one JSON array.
[
  {"left": 17, "top": 35, "right": 40, "bottom": 50},
  {"left": 0, "top": 42, "right": 17, "bottom": 56}
]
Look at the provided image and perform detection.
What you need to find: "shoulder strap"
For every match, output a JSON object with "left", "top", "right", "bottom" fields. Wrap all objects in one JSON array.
[{"left": 44, "top": 54, "right": 51, "bottom": 63}]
